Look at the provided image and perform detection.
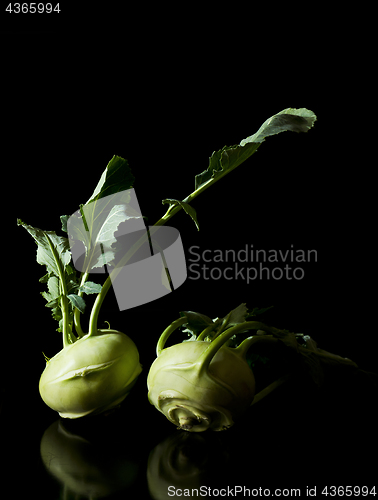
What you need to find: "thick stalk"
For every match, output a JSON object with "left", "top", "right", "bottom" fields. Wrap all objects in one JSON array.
[
  {"left": 196, "top": 323, "right": 218, "bottom": 341},
  {"left": 251, "top": 374, "right": 292, "bottom": 406},
  {"left": 195, "top": 321, "right": 270, "bottom": 376},
  {"left": 234, "top": 334, "right": 278, "bottom": 357},
  {"left": 209, "top": 313, "right": 231, "bottom": 341},
  {"left": 156, "top": 317, "right": 188, "bottom": 356},
  {"left": 153, "top": 178, "right": 218, "bottom": 227},
  {"left": 73, "top": 271, "right": 88, "bottom": 337},
  {"left": 88, "top": 275, "right": 112, "bottom": 336},
  {"left": 87, "top": 228, "right": 153, "bottom": 336},
  {"left": 45, "top": 234, "right": 75, "bottom": 348},
  {"left": 60, "top": 295, "right": 72, "bottom": 348}
]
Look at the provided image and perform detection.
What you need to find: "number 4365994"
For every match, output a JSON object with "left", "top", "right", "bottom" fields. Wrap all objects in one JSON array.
[{"left": 5, "top": 3, "right": 60, "bottom": 13}]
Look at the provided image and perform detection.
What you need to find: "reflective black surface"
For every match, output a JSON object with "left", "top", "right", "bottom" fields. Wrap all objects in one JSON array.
[{"left": 2, "top": 360, "right": 377, "bottom": 500}]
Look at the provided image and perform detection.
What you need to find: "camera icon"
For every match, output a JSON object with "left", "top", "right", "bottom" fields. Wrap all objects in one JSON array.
[{"left": 66, "top": 189, "right": 187, "bottom": 311}]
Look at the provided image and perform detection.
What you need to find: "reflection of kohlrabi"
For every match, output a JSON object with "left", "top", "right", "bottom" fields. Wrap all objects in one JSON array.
[
  {"left": 148, "top": 304, "right": 358, "bottom": 432},
  {"left": 147, "top": 430, "right": 229, "bottom": 499},
  {"left": 40, "top": 419, "right": 140, "bottom": 496}
]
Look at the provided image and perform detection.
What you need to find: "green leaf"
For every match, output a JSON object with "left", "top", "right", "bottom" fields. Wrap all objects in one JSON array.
[
  {"left": 65, "top": 263, "right": 76, "bottom": 276},
  {"left": 67, "top": 294, "right": 86, "bottom": 314},
  {"left": 226, "top": 303, "right": 249, "bottom": 327},
  {"left": 162, "top": 198, "right": 199, "bottom": 230},
  {"left": 52, "top": 307, "right": 62, "bottom": 324},
  {"left": 60, "top": 215, "right": 69, "bottom": 233},
  {"left": 68, "top": 203, "right": 140, "bottom": 271},
  {"left": 66, "top": 155, "right": 141, "bottom": 272},
  {"left": 44, "top": 297, "right": 60, "bottom": 309},
  {"left": 41, "top": 276, "right": 60, "bottom": 303},
  {"left": 17, "top": 219, "right": 82, "bottom": 331},
  {"left": 195, "top": 143, "right": 260, "bottom": 191},
  {"left": 79, "top": 281, "right": 103, "bottom": 294},
  {"left": 179, "top": 310, "right": 215, "bottom": 337},
  {"left": 87, "top": 203, "right": 132, "bottom": 269},
  {"left": 195, "top": 108, "right": 316, "bottom": 191},
  {"left": 17, "top": 219, "right": 71, "bottom": 276},
  {"left": 39, "top": 273, "right": 51, "bottom": 284},
  {"left": 240, "top": 108, "right": 317, "bottom": 146},
  {"left": 85, "top": 155, "right": 135, "bottom": 205},
  {"left": 247, "top": 306, "right": 274, "bottom": 318}
]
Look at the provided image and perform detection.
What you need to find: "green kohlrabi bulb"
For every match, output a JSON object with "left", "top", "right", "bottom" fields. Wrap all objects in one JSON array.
[
  {"left": 147, "top": 316, "right": 258, "bottom": 432},
  {"left": 147, "top": 340, "right": 255, "bottom": 432},
  {"left": 40, "top": 329, "right": 142, "bottom": 418}
]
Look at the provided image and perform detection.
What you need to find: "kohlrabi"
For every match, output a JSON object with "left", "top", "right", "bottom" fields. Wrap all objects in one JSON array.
[
  {"left": 18, "top": 108, "right": 317, "bottom": 419},
  {"left": 39, "top": 330, "right": 142, "bottom": 418},
  {"left": 17, "top": 157, "right": 143, "bottom": 418},
  {"left": 147, "top": 304, "right": 358, "bottom": 432}
]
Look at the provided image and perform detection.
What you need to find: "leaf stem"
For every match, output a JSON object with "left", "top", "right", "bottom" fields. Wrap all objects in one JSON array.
[
  {"left": 45, "top": 233, "right": 74, "bottom": 348},
  {"left": 88, "top": 275, "right": 113, "bottom": 336},
  {"left": 87, "top": 228, "right": 154, "bottom": 336},
  {"left": 79, "top": 204, "right": 89, "bottom": 231},
  {"left": 156, "top": 317, "right": 188, "bottom": 356},
  {"left": 251, "top": 373, "right": 292, "bottom": 406},
  {"left": 195, "top": 321, "right": 271, "bottom": 377},
  {"left": 210, "top": 313, "right": 231, "bottom": 341},
  {"left": 74, "top": 271, "right": 88, "bottom": 337},
  {"left": 196, "top": 323, "right": 218, "bottom": 342},
  {"left": 153, "top": 178, "right": 215, "bottom": 227}
]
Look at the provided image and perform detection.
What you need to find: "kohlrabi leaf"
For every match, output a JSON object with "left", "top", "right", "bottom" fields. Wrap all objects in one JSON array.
[
  {"left": 69, "top": 203, "right": 141, "bottom": 271},
  {"left": 62, "top": 156, "right": 137, "bottom": 272},
  {"left": 194, "top": 108, "right": 316, "bottom": 191},
  {"left": 96, "top": 205, "right": 130, "bottom": 248},
  {"left": 17, "top": 219, "right": 92, "bottom": 334},
  {"left": 78, "top": 281, "right": 102, "bottom": 294},
  {"left": 179, "top": 310, "right": 215, "bottom": 337},
  {"left": 247, "top": 306, "right": 274, "bottom": 318},
  {"left": 67, "top": 294, "right": 86, "bottom": 314},
  {"left": 85, "top": 155, "right": 135, "bottom": 205},
  {"left": 17, "top": 219, "right": 67, "bottom": 327},
  {"left": 66, "top": 156, "right": 142, "bottom": 273},
  {"left": 194, "top": 142, "right": 260, "bottom": 191},
  {"left": 225, "top": 303, "right": 249, "bottom": 327},
  {"left": 17, "top": 219, "right": 72, "bottom": 276},
  {"left": 41, "top": 276, "right": 60, "bottom": 303},
  {"left": 60, "top": 214, "right": 69, "bottom": 233},
  {"left": 218, "top": 303, "right": 272, "bottom": 344},
  {"left": 162, "top": 198, "right": 199, "bottom": 230},
  {"left": 240, "top": 108, "right": 317, "bottom": 146},
  {"left": 86, "top": 204, "right": 130, "bottom": 269}
]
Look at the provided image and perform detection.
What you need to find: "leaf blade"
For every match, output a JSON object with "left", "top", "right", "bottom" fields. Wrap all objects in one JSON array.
[
  {"left": 79, "top": 281, "right": 103, "bottom": 294},
  {"left": 85, "top": 155, "right": 135, "bottom": 205},
  {"left": 67, "top": 294, "right": 86, "bottom": 314},
  {"left": 162, "top": 198, "right": 199, "bottom": 230},
  {"left": 240, "top": 108, "right": 317, "bottom": 146},
  {"left": 17, "top": 219, "right": 71, "bottom": 276},
  {"left": 195, "top": 108, "right": 317, "bottom": 191},
  {"left": 17, "top": 219, "right": 84, "bottom": 331}
]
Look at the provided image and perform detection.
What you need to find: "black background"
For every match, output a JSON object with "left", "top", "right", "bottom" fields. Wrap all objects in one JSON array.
[{"left": 2, "top": 18, "right": 376, "bottom": 500}]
